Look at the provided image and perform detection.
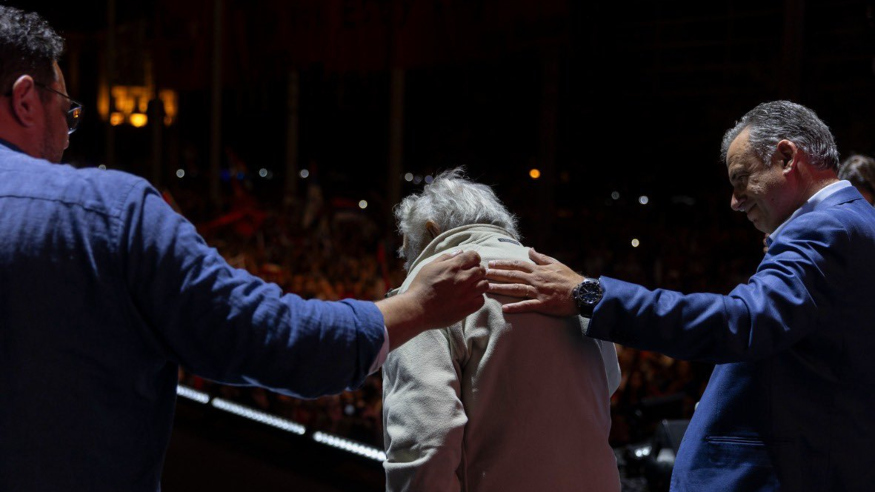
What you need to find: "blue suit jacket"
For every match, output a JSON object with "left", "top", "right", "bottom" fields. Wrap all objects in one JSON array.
[{"left": 588, "top": 185, "right": 875, "bottom": 491}]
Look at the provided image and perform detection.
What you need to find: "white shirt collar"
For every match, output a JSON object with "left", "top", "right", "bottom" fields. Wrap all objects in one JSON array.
[{"left": 768, "top": 180, "right": 850, "bottom": 243}]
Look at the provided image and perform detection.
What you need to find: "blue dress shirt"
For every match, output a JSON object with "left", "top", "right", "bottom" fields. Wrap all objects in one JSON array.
[{"left": 0, "top": 142, "right": 385, "bottom": 491}]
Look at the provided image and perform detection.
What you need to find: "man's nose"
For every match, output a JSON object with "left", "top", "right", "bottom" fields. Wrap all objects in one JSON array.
[{"left": 730, "top": 193, "right": 744, "bottom": 212}]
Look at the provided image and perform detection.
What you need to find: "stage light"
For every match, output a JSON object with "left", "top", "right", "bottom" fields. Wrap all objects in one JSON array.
[
  {"left": 110, "top": 112, "right": 125, "bottom": 126},
  {"left": 313, "top": 432, "right": 386, "bottom": 462},
  {"left": 98, "top": 164, "right": 107, "bottom": 170},
  {"left": 639, "top": 195, "right": 649, "bottom": 205},
  {"left": 176, "top": 169, "right": 185, "bottom": 179},
  {"left": 359, "top": 200, "right": 368, "bottom": 209},
  {"left": 529, "top": 169, "right": 541, "bottom": 179},
  {"left": 404, "top": 173, "right": 413, "bottom": 182},
  {"left": 633, "top": 445, "right": 652, "bottom": 458},
  {"left": 424, "top": 175, "right": 434, "bottom": 184},
  {"left": 159, "top": 89, "right": 178, "bottom": 126},
  {"left": 632, "top": 239, "right": 640, "bottom": 248},
  {"left": 258, "top": 168, "right": 268, "bottom": 178},
  {"left": 176, "top": 385, "right": 209, "bottom": 404},
  {"left": 299, "top": 169, "right": 310, "bottom": 179},
  {"left": 211, "top": 398, "right": 306, "bottom": 435},
  {"left": 611, "top": 191, "right": 620, "bottom": 200},
  {"left": 129, "top": 113, "right": 148, "bottom": 128}
]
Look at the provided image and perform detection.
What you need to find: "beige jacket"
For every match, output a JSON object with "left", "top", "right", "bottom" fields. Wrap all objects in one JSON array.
[{"left": 383, "top": 224, "right": 621, "bottom": 492}]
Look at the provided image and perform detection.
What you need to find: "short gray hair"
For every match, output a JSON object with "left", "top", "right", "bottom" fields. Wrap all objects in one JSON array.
[
  {"left": 394, "top": 168, "right": 520, "bottom": 270},
  {"left": 720, "top": 101, "right": 839, "bottom": 171}
]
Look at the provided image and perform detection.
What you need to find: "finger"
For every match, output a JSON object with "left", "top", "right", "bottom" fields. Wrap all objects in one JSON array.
[
  {"left": 501, "top": 299, "right": 544, "bottom": 314},
  {"left": 486, "top": 259, "right": 533, "bottom": 273},
  {"left": 474, "top": 279, "right": 489, "bottom": 294},
  {"left": 484, "top": 268, "right": 528, "bottom": 283},
  {"left": 487, "top": 283, "right": 532, "bottom": 299},
  {"left": 529, "top": 248, "right": 557, "bottom": 266},
  {"left": 433, "top": 250, "right": 463, "bottom": 265},
  {"left": 453, "top": 250, "right": 483, "bottom": 269},
  {"left": 460, "top": 265, "right": 487, "bottom": 283}
]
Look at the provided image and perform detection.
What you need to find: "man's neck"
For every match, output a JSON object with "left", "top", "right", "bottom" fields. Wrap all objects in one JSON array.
[
  {"left": 0, "top": 126, "right": 40, "bottom": 159},
  {"left": 801, "top": 174, "right": 840, "bottom": 203},
  {"left": 0, "top": 137, "right": 26, "bottom": 154}
]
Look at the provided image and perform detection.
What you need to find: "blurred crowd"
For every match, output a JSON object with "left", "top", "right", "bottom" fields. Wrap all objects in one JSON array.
[
  {"left": 176, "top": 151, "right": 875, "bottom": 448},
  {"left": 177, "top": 172, "right": 403, "bottom": 446},
  {"left": 174, "top": 176, "right": 720, "bottom": 449}
]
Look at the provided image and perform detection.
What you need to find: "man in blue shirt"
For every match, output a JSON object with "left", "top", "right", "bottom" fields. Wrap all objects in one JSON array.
[
  {"left": 0, "top": 6, "right": 487, "bottom": 491},
  {"left": 486, "top": 101, "right": 875, "bottom": 491}
]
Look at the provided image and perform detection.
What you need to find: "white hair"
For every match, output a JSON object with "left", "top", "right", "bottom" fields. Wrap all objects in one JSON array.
[{"left": 394, "top": 168, "right": 520, "bottom": 270}]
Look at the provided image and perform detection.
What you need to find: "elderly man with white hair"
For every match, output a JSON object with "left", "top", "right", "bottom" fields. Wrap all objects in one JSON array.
[{"left": 381, "top": 169, "right": 621, "bottom": 492}]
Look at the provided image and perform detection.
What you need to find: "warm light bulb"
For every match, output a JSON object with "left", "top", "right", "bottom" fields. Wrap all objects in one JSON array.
[{"left": 129, "top": 113, "right": 148, "bottom": 128}]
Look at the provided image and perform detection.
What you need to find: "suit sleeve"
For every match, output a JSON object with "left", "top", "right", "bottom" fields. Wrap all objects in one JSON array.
[
  {"left": 382, "top": 326, "right": 467, "bottom": 492},
  {"left": 587, "top": 210, "right": 849, "bottom": 364},
  {"left": 117, "top": 179, "right": 385, "bottom": 398}
]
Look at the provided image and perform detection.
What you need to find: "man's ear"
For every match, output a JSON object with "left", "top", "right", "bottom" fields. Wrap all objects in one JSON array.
[
  {"left": 774, "top": 139, "right": 798, "bottom": 174},
  {"left": 426, "top": 220, "right": 441, "bottom": 239},
  {"left": 9, "top": 75, "right": 40, "bottom": 128}
]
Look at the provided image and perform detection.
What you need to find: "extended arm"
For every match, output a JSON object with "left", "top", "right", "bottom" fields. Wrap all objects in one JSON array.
[
  {"left": 486, "top": 215, "right": 845, "bottom": 363},
  {"left": 121, "top": 181, "right": 486, "bottom": 397}
]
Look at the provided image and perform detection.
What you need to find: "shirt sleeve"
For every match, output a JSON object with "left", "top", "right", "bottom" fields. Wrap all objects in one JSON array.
[
  {"left": 598, "top": 339, "right": 622, "bottom": 396},
  {"left": 117, "top": 180, "right": 386, "bottom": 398},
  {"left": 382, "top": 326, "right": 466, "bottom": 492},
  {"left": 587, "top": 210, "right": 848, "bottom": 364},
  {"left": 368, "top": 325, "right": 391, "bottom": 374}
]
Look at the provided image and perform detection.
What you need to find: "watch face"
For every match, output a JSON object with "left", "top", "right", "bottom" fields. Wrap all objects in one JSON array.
[
  {"left": 574, "top": 278, "right": 602, "bottom": 318},
  {"left": 580, "top": 279, "right": 602, "bottom": 305}
]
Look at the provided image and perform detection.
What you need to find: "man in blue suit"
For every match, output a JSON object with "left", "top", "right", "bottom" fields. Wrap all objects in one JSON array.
[{"left": 486, "top": 101, "right": 875, "bottom": 491}]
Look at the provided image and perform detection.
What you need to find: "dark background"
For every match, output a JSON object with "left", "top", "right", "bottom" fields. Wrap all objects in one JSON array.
[
  {"left": 14, "top": 0, "right": 875, "bottom": 248},
  {"left": 10, "top": 1, "right": 875, "bottom": 490}
]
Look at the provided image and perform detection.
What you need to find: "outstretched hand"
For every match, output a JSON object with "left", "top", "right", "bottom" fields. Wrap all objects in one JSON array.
[
  {"left": 377, "top": 250, "right": 487, "bottom": 350},
  {"left": 407, "top": 250, "right": 488, "bottom": 328},
  {"left": 485, "top": 248, "right": 583, "bottom": 316}
]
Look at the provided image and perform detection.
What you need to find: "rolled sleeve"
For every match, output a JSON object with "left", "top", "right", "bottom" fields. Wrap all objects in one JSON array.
[{"left": 119, "top": 180, "right": 385, "bottom": 397}]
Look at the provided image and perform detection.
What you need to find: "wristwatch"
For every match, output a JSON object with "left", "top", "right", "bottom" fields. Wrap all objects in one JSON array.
[{"left": 572, "top": 277, "right": 603, "bottom": 318}]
